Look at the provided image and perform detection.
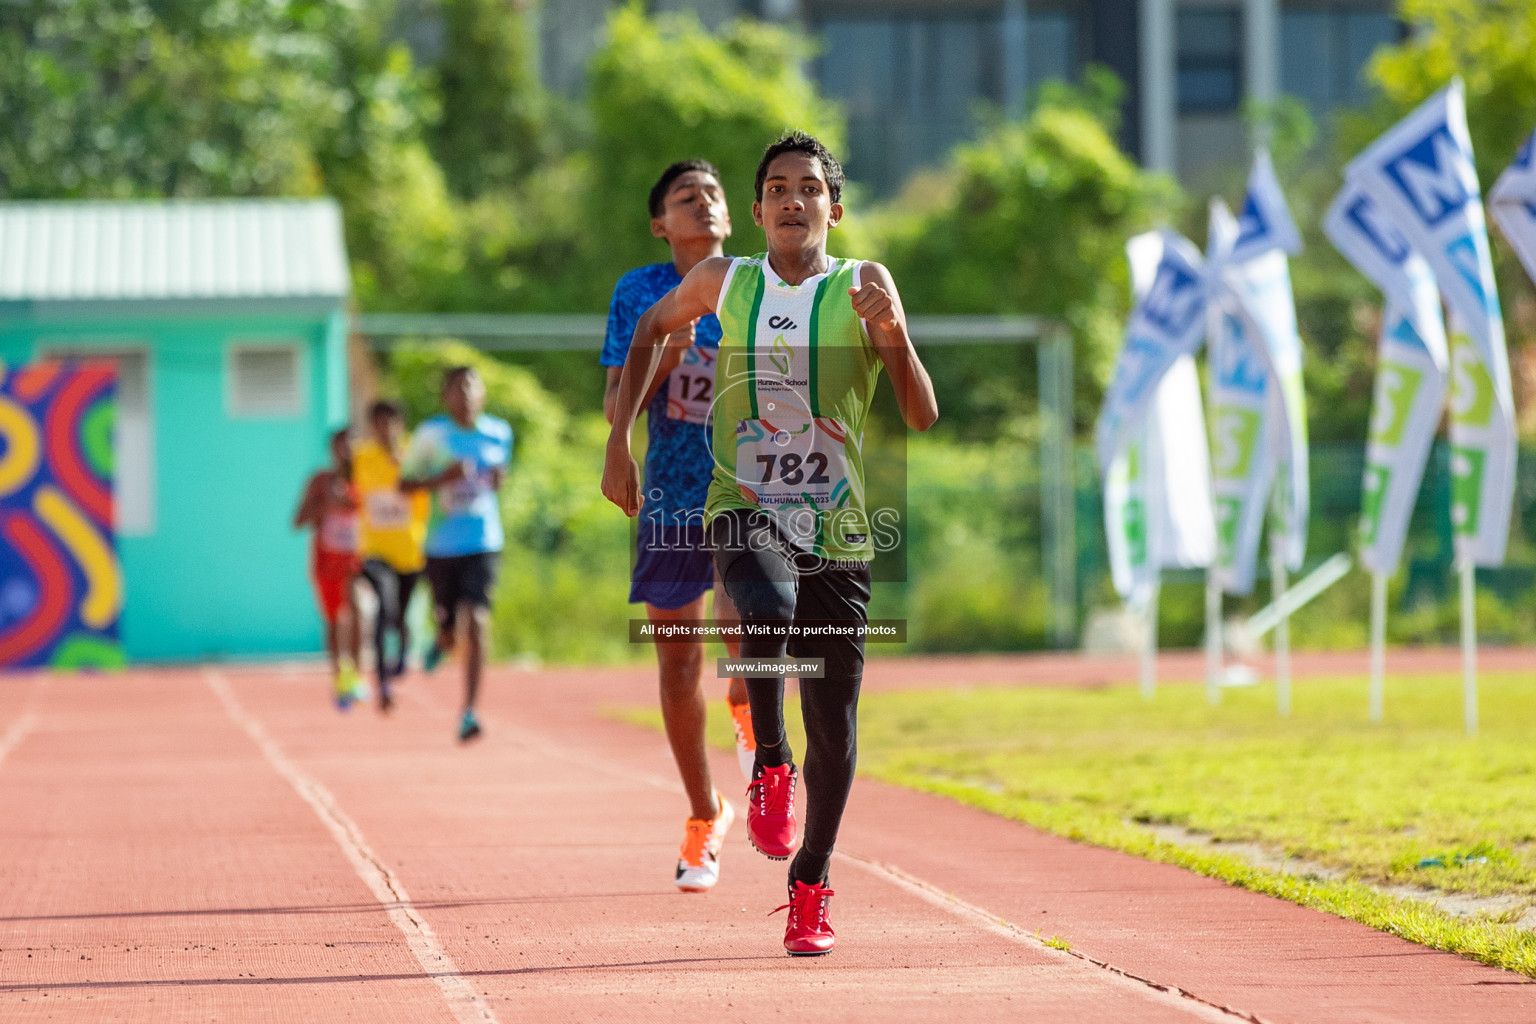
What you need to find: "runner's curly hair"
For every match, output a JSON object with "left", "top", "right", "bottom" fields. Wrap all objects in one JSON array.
[{"left": 754, "top": 131, "right": 844, "bottom": 204}]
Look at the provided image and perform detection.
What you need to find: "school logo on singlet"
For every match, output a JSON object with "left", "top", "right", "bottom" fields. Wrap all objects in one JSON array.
[
  {"left": 765, "top": 333, "right": 807, "bottom": 386},
  {"left": 770, "top": 334, "right": 792, "bottom": 376}
]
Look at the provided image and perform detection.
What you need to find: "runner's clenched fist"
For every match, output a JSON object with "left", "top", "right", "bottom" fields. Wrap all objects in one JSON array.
[
  {"left": 848, "top": 281, "right": 901, "bottom": 332},
  {"left": 601, "top": 439, "right": 642, "bottom": 517},
  {"left": 665, "top": 319, "right": 698, "bottom": 349}
]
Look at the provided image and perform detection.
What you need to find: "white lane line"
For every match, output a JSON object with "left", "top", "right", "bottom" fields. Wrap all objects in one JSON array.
[
  {"left": 0, "top": 711, "right": 38, "bottom": 767},
  {"left": 832, "top": 852, "right": 1264, "bottom": 1023},
  {"left": 205, "top": 671, "right": 499, "bottom": 1024},
  {"left": 0, "top": 675, "right": 50, "bottom": 769},
  {"left": 404, "top": 683, "right": 1256, "bottom": 1020}
]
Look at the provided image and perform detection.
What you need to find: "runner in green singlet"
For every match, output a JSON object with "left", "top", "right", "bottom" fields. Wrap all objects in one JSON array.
[{"left": 601, "top": 132, "right": 938, "bottom": 957}]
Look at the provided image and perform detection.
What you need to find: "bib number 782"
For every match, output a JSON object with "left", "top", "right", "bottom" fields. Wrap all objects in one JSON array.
[
  {"left": 757, "top": 451, "right": 831, "bottom": 485},
  {"left": 735, "top": 417, "right": 851, "bottom": 508}
]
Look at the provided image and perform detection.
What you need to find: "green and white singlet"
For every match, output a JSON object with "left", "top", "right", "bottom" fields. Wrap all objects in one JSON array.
[{"left": 707, "top": 254, "right": 883, "bottom": 561}]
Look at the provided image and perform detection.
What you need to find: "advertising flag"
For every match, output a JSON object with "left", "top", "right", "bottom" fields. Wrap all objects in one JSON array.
[
  {"left": 1345, "top": 79, "right": 1516, "bottom": 566},
  {"left": 1232, "top": 149, "right": 1304, "bottom": 264},
  {"left": 1205, "top": 155, "right": 1309, "bottom": 595},
  {"left": 1104, "top": 234, "right": 1216, "bottom": 602},
  {"left": 1104, "top": 233, "right": 1163, "bottom": 602},
  {"left": 1206, "top": 202, "right": 1275, "bottom": 595},
  {"left": 1490, "top": 128, "right": 1536, "bottom": 285},
  {"left": 1095, "top": 229, "right": 1206, "bottom": 475},
  {"left": 1102, "top": 433, "right": 1150, "bottom": 601},
  {"left": 1149, "top": 357, "right": 1217, "bottom": 573},
  {"left": 1324, "top": 179, "right": 1448, "bottom": 576}
]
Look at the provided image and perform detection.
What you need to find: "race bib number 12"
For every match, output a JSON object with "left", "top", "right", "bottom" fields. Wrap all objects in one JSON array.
[{"left": 666, "top": 347, "right": 716, "bottom": 424}]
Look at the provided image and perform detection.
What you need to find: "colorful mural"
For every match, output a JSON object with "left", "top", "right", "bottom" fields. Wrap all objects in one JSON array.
[{"left": 0, "top": 362, "right": 123, "bottom": 670}]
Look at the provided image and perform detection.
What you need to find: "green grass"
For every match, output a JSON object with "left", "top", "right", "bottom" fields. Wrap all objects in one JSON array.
[{"left": 618, "top": 671, "right": 1536, "bottom": 976}]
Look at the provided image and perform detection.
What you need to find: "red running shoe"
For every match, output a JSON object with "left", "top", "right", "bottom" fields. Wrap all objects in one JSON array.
[
  {"left": 774, "top": 879, "right": 835, "bottom": 956},
  {"left": 746, "top": 763, "right": 798, "bottom": 860}
]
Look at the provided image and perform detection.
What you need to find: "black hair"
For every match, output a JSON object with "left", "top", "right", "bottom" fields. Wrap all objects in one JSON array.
[
  {"left": 330, "top": 427, "right": 351, "bottom": 446},
  {"left": 648, "top": 159, "right": 722, "bottom": 218},
  {"left": 368, "top": 398, "right": 403, "bottom": 421},
  {"left": 754, "top": 131, "right": 844, "bottom": 204},
  {"left": 441, "top": 365, "right": 479, "bottom": 392}
]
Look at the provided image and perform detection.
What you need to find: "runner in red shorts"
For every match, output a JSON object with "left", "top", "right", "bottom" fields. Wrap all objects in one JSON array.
[{"left": 294, "top": 428, "right": 367, "bottom": 709}]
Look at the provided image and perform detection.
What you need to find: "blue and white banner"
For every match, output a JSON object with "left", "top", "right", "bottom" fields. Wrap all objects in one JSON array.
[
  {"left": 1345, "top": 79, "right": 1516, "bottom": 566},
  {"left": 1325, "top": 173, "right": 1438, "bottom": 326},
  {"left": 1095, "top": 229, "right": 1207, "bottom": 473},
  {"left": 1206, "top": 202, "right": 1273, "bottom": 595},
  {"left": 1325, "top": 179, "right": 1448, "bottom": 577},
  {"left": 1205, "top": 155, "right": 1309, "bottom": 596},
  {"left": 1148, "top": 356, "right": 1218, "bottom": 571},
  {"left": 1104, "top": 233, "right": 1216, "bottom": 603},
  {"left": 1490, "top": 128, "right": 1536, "bottom": 288},
  {"left": 1231, "top": 149, "right": 1303, "bottom": 264}
]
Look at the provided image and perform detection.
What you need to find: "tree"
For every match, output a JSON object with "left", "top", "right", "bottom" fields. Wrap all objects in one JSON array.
[
  {"left": 875, "top": 74, "right": 1177, "bottom": 438},
  {"left": 0, "top": 0, "right": 465, "bottom": 313},
  {"left": 431, "top": 0, "right": 548, "bottom": 198},
  {"left": 578, "top": 5, "right": 847, "bottom": 308},
  {"left": 0, "top": 0, "right": 343, "bottom": 198}
]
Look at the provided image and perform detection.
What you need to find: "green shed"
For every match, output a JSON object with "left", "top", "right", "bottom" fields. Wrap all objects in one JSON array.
[{"left": 0, "top": 199, "right": 352, "bottom": 662}]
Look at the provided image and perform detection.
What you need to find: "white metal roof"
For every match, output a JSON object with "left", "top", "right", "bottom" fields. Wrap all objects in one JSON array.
[{"left": 0, "top": 199, "right": 350, "bottom": 302}]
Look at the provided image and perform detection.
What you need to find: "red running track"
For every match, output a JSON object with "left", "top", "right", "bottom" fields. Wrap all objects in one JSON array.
[{"left": 0, "top": 656, "right": 1532, "bottom": 1023}]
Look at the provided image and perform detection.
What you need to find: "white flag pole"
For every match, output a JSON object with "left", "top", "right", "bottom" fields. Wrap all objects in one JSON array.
[
  {"left": 1269, "top": 532, "right": 1290, "bottom": 717},
  {"left": 1140, "top": 584, "right": 1159, "bottom": 701},
  {"left": 1460, "top": 560, "right": 1477, "bottom": 736},
  {"left": 1205, "top": 574, "right": 1222, "bottom": 705},
  {"left": 1368, "top": 571, "right": 1387, "bottom": 722},
  {"left": 1343, "top": 84, "right": 1510, "bottom": 742}
]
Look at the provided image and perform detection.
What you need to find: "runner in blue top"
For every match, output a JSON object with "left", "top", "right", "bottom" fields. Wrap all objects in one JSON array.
[
  {"left": 401, "top": 365, "right": 513, "bottom": 743},
  {"left": 601, "top": 159, "right": 751, "bottom": 893}
]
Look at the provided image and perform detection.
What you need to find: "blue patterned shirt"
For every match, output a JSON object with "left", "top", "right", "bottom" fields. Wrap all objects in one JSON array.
[{"left": 602, "top": 262, "right": 722, "bottom": 527}]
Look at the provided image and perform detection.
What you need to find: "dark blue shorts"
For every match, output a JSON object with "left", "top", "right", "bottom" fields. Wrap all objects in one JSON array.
[{"left": 630, "top": 520, "right": 714, "bottom": 610}]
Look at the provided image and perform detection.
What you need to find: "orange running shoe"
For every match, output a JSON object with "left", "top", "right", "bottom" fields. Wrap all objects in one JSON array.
[
  {"left": 774, "top": 879, "right": 836, "bottom": 956},
  {"left": 676, "top": 794, "right": 734, "bottom": 893},
  {"left": 728, "top": 699, "right": 756, "bottom": 781}
]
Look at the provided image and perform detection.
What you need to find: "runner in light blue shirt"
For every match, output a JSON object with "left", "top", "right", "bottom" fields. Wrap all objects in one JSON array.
[
  {"left": 401, "top": 366, "right": 512, "bottom": 742},
  {"left": 407, "top": 415, "right": 513, "bottom": 557}
]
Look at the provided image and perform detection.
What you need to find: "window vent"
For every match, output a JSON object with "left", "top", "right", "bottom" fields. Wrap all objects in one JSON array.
[{"left": 229, "top": 345, "right": 302, "bottom": 417}]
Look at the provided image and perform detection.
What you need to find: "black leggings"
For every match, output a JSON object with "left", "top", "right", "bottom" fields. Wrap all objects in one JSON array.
[
  {"left": 710, "top": 509, "right": 871, "bottom": 887},
  {"left": 361, "top": 560, "right": 420, "bottom": 690}
]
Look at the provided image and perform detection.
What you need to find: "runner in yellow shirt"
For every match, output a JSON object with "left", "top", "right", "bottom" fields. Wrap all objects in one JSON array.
[{"left": 353, "top": 399, "right": 430, "bottom": 712}]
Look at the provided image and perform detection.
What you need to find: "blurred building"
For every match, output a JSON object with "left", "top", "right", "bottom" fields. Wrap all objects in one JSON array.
[
  {"left": 0, "top": 199, "right": 352, "bottom": 662},
  {"left": 534, "top": 0, "right": 1399, "bottom": 192}
]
